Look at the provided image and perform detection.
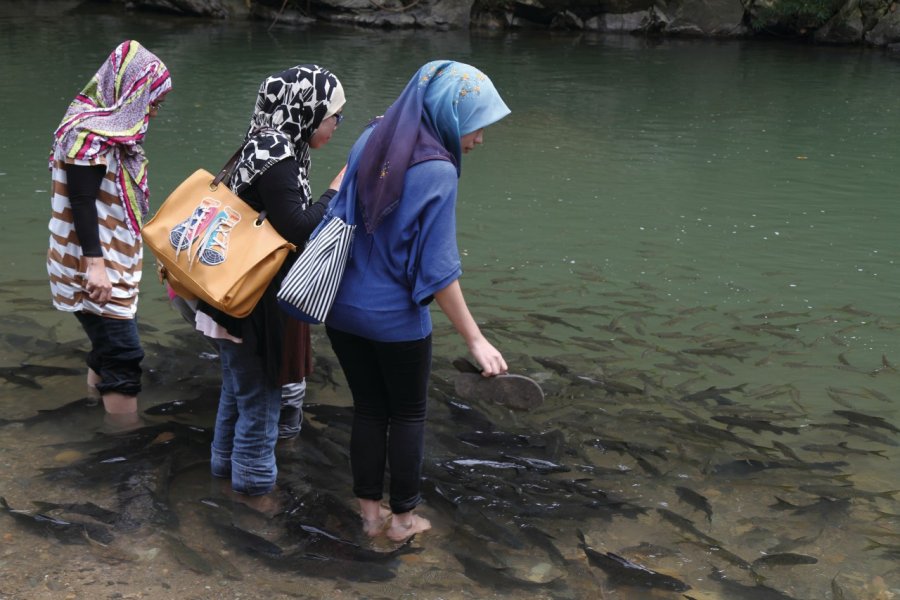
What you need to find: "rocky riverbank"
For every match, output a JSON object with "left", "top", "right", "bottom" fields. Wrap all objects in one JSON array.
[{"left": 83, "top": 0, "right": 900, "bottom": 47}]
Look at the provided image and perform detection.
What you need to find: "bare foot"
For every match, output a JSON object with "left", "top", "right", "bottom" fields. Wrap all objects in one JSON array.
[
  {"left": 386, "top": 512, "right": 430, "bottom": 542},
  {"left": 236, "top": 494, "right": 281, "bottom": 517},
  {"left": 359, "top": 499, "right": 391, "bottom": 537},
  {"left": 227, "top": 487, "right": 283, "bottom": 517}
]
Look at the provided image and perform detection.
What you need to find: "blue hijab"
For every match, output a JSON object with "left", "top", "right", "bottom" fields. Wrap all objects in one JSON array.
[{"left": 355, "top": 60, "right": 511, "bottom": 233}]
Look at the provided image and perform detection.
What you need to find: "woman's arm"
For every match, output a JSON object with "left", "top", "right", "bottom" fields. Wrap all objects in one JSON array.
[
  {"left": 253, "top": 159, "right": 335, "bottom": 245},
  {"left": 434, "top": 280, "right": 507, "bottom": 376},
  {"left": 65, "top": 164, "right": 112, "bottom": 305}
]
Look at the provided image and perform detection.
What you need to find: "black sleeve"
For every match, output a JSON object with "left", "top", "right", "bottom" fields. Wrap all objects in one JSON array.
[
  {"left": 253, "top": 159, "right": 335, "bottom": 246},
  {"left": 65, "top": 164, "right": 106, "bottom": 257}
]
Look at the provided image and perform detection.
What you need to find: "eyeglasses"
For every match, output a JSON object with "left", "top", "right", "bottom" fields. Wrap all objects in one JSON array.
[{"left": 333, "top": 113, "right": 343, "bottom": 126}]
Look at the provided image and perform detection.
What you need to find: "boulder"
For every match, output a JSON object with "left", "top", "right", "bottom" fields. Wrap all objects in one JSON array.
[
  {"left": 127, "top": 0, "right": 231, "bottom": 18},
  {"left": 865, "top": 7, "right": 900, "bottom": 43},
  {"left": 814, "top": 0, "right": 865, "bottom": 43},
  {"left": 587, "top": 10, "right": 653, "bottom": 31},
  {"left": 664, "top": 0, "right": 746, "bottom": 36}
]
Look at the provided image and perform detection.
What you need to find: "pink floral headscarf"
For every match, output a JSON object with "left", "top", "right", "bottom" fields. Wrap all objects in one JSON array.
[{"left": 51, "top": 40, "right": 172, "bottom": 235}]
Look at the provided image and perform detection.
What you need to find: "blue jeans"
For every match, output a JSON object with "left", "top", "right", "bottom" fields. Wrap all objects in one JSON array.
[
  {"left": 210, "top": 329, "right": 281, "bottom": 496},
  {"left": 326, "top": 326, "right": 431, "bottom": 514},
  {"left": 75, "top": 311, "right": 143, "bottom": 396}
]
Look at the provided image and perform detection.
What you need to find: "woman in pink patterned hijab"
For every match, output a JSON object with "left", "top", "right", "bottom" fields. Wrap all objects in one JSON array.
[{"left": 47, "top": 40, "right": 171, "bottom": 425}]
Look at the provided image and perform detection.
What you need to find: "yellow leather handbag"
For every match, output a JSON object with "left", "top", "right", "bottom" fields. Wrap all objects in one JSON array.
[{"left": 142, "top": 150, "right": 296, "bottom": 318}]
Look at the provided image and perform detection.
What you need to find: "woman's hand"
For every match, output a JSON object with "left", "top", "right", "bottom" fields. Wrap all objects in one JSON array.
[
  {"left": 469, "top": 337, "right": 508, "bottom": 377},
  {"left": 83, "top": 257, "right": 112, "bottom": 305}
]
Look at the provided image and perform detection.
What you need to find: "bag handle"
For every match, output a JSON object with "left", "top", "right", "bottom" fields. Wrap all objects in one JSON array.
[
  {"left": 209, "top": 145, "right": 270, "bottom": 227},
  {"left": 210, "top": 146, "right": 244, "bottom": 191}
]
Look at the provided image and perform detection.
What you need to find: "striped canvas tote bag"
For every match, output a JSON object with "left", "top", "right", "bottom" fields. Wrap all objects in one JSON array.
[{"left": 276, "top": 207, "right": 355, "bottom": 324}]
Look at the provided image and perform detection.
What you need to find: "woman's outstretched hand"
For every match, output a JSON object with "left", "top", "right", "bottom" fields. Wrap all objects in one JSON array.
[{"left": 469, "top": 337, "right": 508, "bottom": 377}]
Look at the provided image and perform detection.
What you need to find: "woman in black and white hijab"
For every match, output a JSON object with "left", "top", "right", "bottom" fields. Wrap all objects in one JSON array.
[{"left": 196, "top": 64, "right": 345, "bottom": 505}]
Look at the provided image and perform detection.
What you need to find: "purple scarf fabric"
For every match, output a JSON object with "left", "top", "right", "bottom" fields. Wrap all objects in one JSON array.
[{"left": 355, "top": 60, "right": 510, "bottom": 234}]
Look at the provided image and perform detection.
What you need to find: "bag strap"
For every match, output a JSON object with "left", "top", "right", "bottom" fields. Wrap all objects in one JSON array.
[
  {"left": 212, "top": 146, "right": 244, "bottom": 189},
  {"left": 210, "top": 145, "right": 270, "bottom": 226}
]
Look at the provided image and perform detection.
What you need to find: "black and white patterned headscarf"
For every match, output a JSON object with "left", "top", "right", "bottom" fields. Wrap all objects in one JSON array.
[{"left": 230, "top": 65, "right": 345, "bottom": 207}]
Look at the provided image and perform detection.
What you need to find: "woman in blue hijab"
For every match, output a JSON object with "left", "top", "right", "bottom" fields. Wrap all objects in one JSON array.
[{"left": 324, "top": 61, "right": 511, "bottom": 541}]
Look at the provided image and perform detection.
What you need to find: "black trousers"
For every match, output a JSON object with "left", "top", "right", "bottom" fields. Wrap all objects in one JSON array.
[
  {"left": 75, "top": 311, "right": 143, "bottom": 396},
  {"left": 326, "top": 326, "right": 431, "bottom": 514}
]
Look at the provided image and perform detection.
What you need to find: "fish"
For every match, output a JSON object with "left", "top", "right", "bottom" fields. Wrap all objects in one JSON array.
[
  {"left": 832, "top": 575, "right": 847, "bottom": 600},
  {"left": 454, "top": 552, "right": 564, "bottom": 591},
  {"left": 863, "top": 387, "right": 893, "bottom": 403},
  {"left": 578, "top": 531, "right": 691, "bottom": 592},
  {"left": 771, "top": 441, "right": 804, "bottom": 462},
  {"left": 286, "top": 520, "right": 417, "bottom": 563},
  {"left": 201, "top": 500, "right": 284, "bottom": 557},
  {"left": 863, "top": 538, "right": 900, "bottom": 559},
  {"left": 833, "top": 409, "right": 899, "bottom": 434},
  {"left": 801, "top": 442, "right": 888, "bottom": 459},
  {"left": 532, "top": 356, "right": 570, "bottom": 376},
  {"left": 513, "top": 518, "right": 567, "bottom": 566},
  {"left": 0, "top": 363, "right": 82, "bottom": 390},
  {"left": 766, "top": 531, "right": 822, "bottom": 554},
  {"left": 798, "top": 484, "right": 900, "bottom": 502},
  {"left": 678, "top": 423, "right": 773, "bottom": 453},
  {"left": 526, "top": 312, "right": 582, "bottom": 331},
  {"left": 751, "top": 552, "right": 818, "bottom": 568},
  {"left": 679, "top": 539, "right": 753, "bottom": 571},
  {"left": 618, "top": 542, "right": 679, "bottom": 560},
  {"left": 0, "top": 496, "right": 113, "bottom": 545},
  {"left": 163, "top": 531, "right": 215, "bottom": 574},
  {"left": 808, "top": 423, "right": 899, "bottom": 447},
  {"left": 708, "top": 567, "right": 801, "bottom": 599},
  {"left": 656, "top": 508, "right": 720, "bottom": 546},
  {"left": 680, "top": 384, "right": 747, "bottom": 405},
  {"left": 711, "top": 415, "right": 800, "bottom": 435},
  {"left": 769, "top": 495, "right": 852, "bottom": 518},
  {"left": 500, "top": 454, "right": 570, "bottom": 474},
  {"left": 711, "top": 458, "right": 847, "bottom": 476},
  {"left": 574, "top": 375, "right": 644, "bottom": 396},
  {"left": 31, "top": 500, "right": 120, "bottom": 525},
  {"left": 674, "top": 486, "right": 713, "bottom": 523},
  {"left": 1, "top": 397, "right": 102, "bottom": 428}
]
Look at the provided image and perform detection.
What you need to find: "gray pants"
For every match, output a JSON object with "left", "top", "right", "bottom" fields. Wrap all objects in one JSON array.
[{"left": 278, "top": 379, "right": 306, "bottom": 439}]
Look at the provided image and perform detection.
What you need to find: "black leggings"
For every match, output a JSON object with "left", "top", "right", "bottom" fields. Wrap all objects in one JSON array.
[{"left": 326, "top": 326, "right": 431, "bottom": 514}]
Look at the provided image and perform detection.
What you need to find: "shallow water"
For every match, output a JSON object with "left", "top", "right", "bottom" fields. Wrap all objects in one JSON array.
[{"left": 0, "top": 3, "right": 898, "bottom": 599}]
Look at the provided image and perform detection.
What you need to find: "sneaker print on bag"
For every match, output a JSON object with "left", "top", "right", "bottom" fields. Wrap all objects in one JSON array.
[
  {"left": 196, "top": 206, "right": 241, "bottom": 266},
  {"left": 170, "top": 197, "right": 221, "bottom": 254},
  {"left": 169, "top": 198, "right": 241, "bottom": 269}
]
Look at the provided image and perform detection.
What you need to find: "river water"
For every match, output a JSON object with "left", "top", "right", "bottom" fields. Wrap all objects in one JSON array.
[{"left": 0, "top": 3, "right": 898, "bottom": 599}]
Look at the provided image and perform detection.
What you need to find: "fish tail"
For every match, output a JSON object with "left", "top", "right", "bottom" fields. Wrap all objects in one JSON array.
[
  {"left": 576, "top": 529, "right": 588, "bottom": 547},
  {"left": 863, "top": 537, "right": 883, "bottom": 551}
]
